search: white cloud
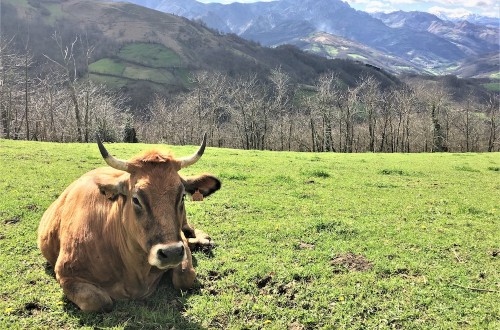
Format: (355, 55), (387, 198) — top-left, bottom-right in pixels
(428, 6), (473, 18)
(363, 1), (397, 13)
(344, 0), (500, 17)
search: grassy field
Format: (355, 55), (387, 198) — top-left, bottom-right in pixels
(483, 81), (500, 92)
(0, 139), (499, 329)
(88, 43), (183, 88)
(118, 43), (181, 68)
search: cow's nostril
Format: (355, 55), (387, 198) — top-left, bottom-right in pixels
(157, 243), (184, 263)
(158, 248), (168, 260)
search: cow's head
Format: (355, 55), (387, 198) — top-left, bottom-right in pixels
(95, 134), (220, 270)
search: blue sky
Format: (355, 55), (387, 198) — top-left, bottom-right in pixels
(198, 0), (500, 18)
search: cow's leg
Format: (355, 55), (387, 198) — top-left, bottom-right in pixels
(171, 242), (196, 290)
(182, 223), (213, 251)
(59, 279), (113, 312)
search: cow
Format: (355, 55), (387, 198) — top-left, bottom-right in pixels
(37, 134), (221, 312)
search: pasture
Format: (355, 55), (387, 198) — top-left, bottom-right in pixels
(0, 139), (499, 329)
(88, 43), (184, 88)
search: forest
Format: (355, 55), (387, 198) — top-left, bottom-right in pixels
(1, 34), (499, 153)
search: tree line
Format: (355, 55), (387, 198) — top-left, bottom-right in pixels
(139, 70), (498, 153)
(1, 37), (498, 152)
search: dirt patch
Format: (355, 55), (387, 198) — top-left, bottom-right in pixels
(330, 252), (373, 272)
(298, 242), (315, 250)
(24, 302), (45, 315)
(4, 217), (21, 225)
(288, 321), (305, 330)
(198, 269), (236, 296)
(490, 249), (499, 257)
(25, 204), (39, 211)
(256, 273), (273, 289)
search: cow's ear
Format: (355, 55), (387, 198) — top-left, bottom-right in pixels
(183, 174), (221, 197)
(94, 174), (129, 200)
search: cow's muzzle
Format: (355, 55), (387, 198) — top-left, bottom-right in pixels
(149, 242), (186, 269)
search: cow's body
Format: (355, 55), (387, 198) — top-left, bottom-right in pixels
(38, 137), (220, 312)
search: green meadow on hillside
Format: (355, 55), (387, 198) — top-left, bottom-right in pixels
(88, 42), (187, 88)
(0, 139), (499, 329)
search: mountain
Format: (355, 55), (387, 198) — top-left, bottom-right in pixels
(430, 11), (499, 28)
(290, 32), (420, 75)
(373, 10), (499, 78)
(373, 11), (499, 56)
(0, 0), (400, 107)
(452, 52), (500, 78)
(116, 0), (499, 77)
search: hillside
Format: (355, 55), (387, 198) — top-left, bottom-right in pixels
(0, 0), (400, 107)
(290, 32), (421, 75)
(373, 11), (499, 78)
(125, 0), (499, 78)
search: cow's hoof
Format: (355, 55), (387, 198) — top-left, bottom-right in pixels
(188, 237), (214, 251)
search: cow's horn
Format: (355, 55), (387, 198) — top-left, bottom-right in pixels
(96, 134), (129, 172)
(179, 133), (207, 169)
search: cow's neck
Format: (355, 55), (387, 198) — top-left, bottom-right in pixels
(105, 203), (164, 298)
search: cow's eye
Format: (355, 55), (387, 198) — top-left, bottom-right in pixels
(132, 196), (141, 208)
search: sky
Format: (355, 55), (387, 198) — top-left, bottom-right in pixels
(197, 0), (500, 18)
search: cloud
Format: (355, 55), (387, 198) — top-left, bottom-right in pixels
(363, 1), (398, 13)
(428, 6), (473, 18)
(344, 0), (500, 17)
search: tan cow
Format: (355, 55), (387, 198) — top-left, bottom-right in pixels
(38, 135), (220, 312)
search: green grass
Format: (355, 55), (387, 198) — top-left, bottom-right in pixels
(1, 140), (499, 329)
(490, 72), (500, 79)
(118, 43), (181, 68)
(89, 58), (126, 76)
(324, 45), (339, 57)
(42, 3), (64, 24)
(88, 43), (185, 88)
(122, 65), (175, 84)
(483, 81), (500, 92)
(347, 53), (368, 60)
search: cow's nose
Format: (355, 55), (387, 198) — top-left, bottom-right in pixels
(157, 243), (184, 263)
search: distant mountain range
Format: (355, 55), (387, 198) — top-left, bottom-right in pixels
(430, 11), (499, 28)
(1, 0), (400, 106)
(115, 0), (499, 78)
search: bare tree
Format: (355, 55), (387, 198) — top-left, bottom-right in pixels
(356, 75), (381, 152)
(268, 67), (294, 151)
(308, 73), (345, 152)
(485, 95), (499, 152)
(189, 71), (230, 147)
(228, 74), (268, 150)
(43, 32), (96, 142)
(0, 38), (24, 139)
(412, 82), (451, 152)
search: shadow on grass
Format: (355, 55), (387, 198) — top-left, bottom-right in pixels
(43, 260), (208, 329)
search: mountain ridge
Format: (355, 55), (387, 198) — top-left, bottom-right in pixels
(0, 0), (401, 107)
(116, 0), (499, 78)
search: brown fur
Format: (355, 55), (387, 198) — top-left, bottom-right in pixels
(38, 151), (220, 312)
